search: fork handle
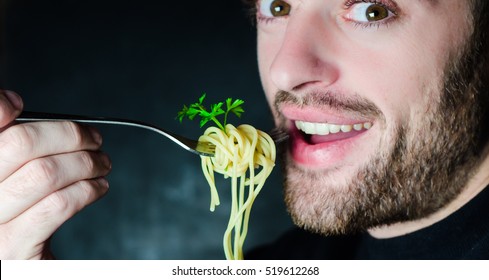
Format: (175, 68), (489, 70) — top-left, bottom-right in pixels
(16, 111), (177, 139)
(18, 111), (134, 125)
(16, 111), (215, 157)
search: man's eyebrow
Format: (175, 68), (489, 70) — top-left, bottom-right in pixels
(242, 0), (257, 8)
(242, 0), (258, 16)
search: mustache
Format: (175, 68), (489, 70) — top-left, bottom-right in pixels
(274, 90), (384, 120)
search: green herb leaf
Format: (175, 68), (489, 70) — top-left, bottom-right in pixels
(177, 105), (189, 123)
(230, 101), (244, 117)
(186, 107), (200, 120)
(177, 93), (245, 133)
(211, 102), (225, 116)
(198, 93), (206, 105)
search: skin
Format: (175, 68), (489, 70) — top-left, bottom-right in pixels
(0, 89), (111, 259)
(256, 0), (489, 237)
(0, 0), (486, 260)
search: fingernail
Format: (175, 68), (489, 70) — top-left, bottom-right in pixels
(97, 177), (109, 189)
(89, 127), (103, 145)
(4, 90), (23, 110)
(101, 152), (112, 169)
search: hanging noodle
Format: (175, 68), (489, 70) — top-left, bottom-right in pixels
(199, 123), (276, 260)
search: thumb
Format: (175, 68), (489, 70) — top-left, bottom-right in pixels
(0, 90), (23, 128)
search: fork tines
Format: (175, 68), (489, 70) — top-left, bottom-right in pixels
(195, 141), (216, 157)
(268, 128), (289, 143)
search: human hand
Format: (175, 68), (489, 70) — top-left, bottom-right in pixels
(0, 89), (112, 259)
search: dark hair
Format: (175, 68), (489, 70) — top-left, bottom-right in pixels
(465, 0), (489, 148)
(472, 0), (489, 76)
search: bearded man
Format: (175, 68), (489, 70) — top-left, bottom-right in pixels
(0, 0), (487, 260)
(246, 0), (489, 259)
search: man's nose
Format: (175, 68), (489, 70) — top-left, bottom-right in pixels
(269, 15), (339, 92)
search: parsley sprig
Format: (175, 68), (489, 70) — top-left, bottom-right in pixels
(177, 93), (244, 132)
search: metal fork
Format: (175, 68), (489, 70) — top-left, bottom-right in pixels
(16, 111), (217, 157)
(16, 111), (289, 157)
(268, 128), (289, 144)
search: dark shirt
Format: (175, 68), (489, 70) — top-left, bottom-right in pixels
(247, 186), (489, 260)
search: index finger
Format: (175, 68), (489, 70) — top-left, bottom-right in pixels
(0, 121), (103, 182)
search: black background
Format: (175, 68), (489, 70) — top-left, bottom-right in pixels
(0, 0), (292, 259)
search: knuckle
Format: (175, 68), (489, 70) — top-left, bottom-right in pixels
(44, 191), (70, 213)
(1, 178), (29, 202)
(32, 192), (70, 223)
(38, 180), (95, 217)
(0, 125), (37, 158)
(76, 180), (97, 203)
(64, 122), (85, 147)
(79, 151), (96, 173)
(26, 158), (59, 188)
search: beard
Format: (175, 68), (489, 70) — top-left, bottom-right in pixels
(277, 26), (489, 235)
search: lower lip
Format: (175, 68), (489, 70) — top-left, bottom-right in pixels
(289, 125), (370, 168)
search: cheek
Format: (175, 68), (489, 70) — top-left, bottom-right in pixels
(257, 32), (282, 112)
(342, 33), (448, 127)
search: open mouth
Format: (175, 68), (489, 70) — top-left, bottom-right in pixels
(285, 118), (374, 167)
(279, 104), (377, 167)
(294, 120), (373, 144)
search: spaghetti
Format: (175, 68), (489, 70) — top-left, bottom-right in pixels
(199, 124), (276, 260)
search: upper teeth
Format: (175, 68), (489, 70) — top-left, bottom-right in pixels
(295, 121), (372, 135)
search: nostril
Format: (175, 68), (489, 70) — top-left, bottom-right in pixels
(291, 81), (324, 92)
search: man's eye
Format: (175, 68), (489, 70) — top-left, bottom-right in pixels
(259, 0), (291, 18)
(345, 2), (394, 23)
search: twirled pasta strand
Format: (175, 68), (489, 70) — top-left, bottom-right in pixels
(199, 124), (276, 260)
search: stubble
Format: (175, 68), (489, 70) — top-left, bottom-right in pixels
(278, 22), (488, 235)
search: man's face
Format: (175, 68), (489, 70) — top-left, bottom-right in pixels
(256, 0), (483, 234)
